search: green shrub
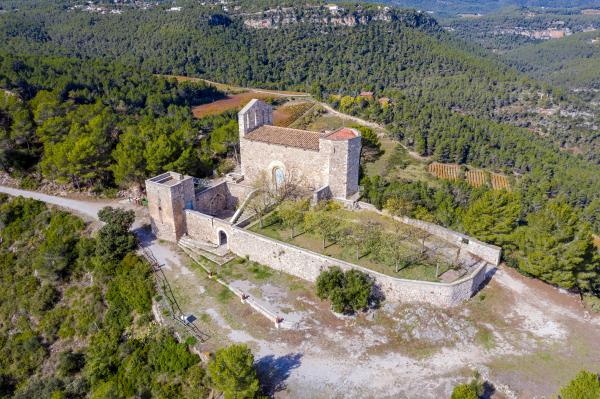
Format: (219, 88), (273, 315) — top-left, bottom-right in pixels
(583, 295), (600, 313)
(19, 175), (40, 190)
(451, 372), (485, 399)
(559, 370), (600, 399)
(208, 344), (261, 399)
(57, 351), (85, 377)
(316, 267), (375, 314)
(450, 383), (478, 399)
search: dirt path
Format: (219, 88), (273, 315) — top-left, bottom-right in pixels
(0, 185), (116, 220)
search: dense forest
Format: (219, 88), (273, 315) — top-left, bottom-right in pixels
(0, 1), (598, 296)
(0, 196), (208, 397)
(0, 196), (265, 398)
(504, 30), (600, 90)
(0, 54), (240, 190)
(366, 0), (600, 16)
(1, 1), (598, 161)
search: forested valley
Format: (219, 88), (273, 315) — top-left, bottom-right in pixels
(446, 7), (600, 91)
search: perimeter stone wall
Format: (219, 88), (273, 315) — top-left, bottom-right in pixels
(228, 225), (491, 307)
(181, 208), (492, 306)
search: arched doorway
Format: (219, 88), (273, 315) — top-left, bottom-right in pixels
(218, 230), (228, 246)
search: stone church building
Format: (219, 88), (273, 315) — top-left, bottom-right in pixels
(146, 99), (362, 243)
(238, 99), (361, 199)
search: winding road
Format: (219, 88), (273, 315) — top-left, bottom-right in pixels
(0, 185), (183, 269)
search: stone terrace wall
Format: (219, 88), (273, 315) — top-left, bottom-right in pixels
(181, 206), (495, 307)
(229, 225), (490, 307)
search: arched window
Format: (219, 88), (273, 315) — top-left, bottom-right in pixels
(273, 167), (285, 190)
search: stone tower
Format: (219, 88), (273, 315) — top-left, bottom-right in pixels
(238, 99), (273, 137)
(320, 128), (361, 199)
(145, 172), (195, 242)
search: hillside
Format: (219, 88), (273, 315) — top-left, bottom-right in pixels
(0, 195), (208, 398)
(0, 1), (599, 217)
(362, 0), (600, 17)
(1, 0), (599, 163)
(445, 7), (600, 91)
(504, 30), (600, 90)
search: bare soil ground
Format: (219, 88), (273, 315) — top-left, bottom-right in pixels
(192, 92), (276, 118)
(161, 244), (600, 399)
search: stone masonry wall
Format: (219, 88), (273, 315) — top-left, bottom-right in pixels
(238, 99), (272, 137)
(145, 173), (194, 242)
(240, 138), (328, 191)
(228, 225), (490, 307)
(181, 208), (491, 306)
(345, 136), (361, 197)
(195, 182), (256, 215)
(185, 210), (233, 245)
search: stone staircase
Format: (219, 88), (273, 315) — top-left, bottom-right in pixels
(178, 235), (236, 266)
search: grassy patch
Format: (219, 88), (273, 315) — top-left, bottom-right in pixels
(476, 328), (496, 350)
(217, 286), (234, 304)
(248, 263), (273, 280)
(249, 210), (452, 282)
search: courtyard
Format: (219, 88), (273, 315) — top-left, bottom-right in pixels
(247, 203), (473, 283)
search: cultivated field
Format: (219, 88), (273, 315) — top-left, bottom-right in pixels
(465, 169), (487, 187)
(428, 162), (461, 180)
(429, 162), (512, 190)
(192, 92), (275, 118)
(273, 101), (314, 127)
(490, 173), (511, 190)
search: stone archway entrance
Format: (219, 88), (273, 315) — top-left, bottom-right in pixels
(218, 230), (228, 246)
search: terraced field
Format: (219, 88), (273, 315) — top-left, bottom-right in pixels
(429, 162), (512, 190)
(491, 173), (511, 190)
(466, 169), (487, 187)
(273, 102), (314, 127)
(428, 162), (461, 180)
(192, 92), (275, 118)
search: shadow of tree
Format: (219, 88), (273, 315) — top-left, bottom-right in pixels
(481, 381), (496, 399)
(255, 352), (303, 396)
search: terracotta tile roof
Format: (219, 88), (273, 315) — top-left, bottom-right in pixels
(324, 127), (360, 141)
(244, 125), (321, 151)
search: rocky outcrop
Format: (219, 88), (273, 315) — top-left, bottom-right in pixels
(240, 6), (437, 30)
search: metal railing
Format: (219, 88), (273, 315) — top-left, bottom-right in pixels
(139, 244), (210, 343)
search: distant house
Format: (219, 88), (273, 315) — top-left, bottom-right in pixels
(359, 91), (374, 99)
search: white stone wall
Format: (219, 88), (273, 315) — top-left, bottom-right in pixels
(181, 207), (492, 307)
(352, 202), (502, 266)
(239, 138), (328, 191)
(185, 210), (233, 245)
